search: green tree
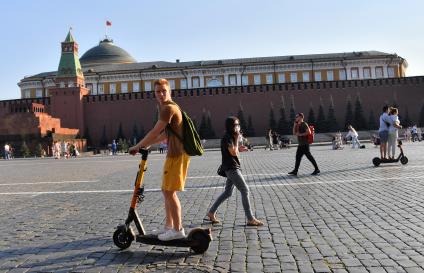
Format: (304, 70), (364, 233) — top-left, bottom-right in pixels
(139, 125), (145, 140)
(419, 103), (424, 127)
(206, 113), (216, 139)
(289, 104), (296, 124)
(245, 115), (256, 137)
(277, 106), (290, 135)
(100, 125), (108, 147)
(307, 105), (316, 125)
(20, 141), (31, 157)
(269, 107), (277, 131)
(353, 96), (367, 130)
(116, 122), (125, 141)
(132, 123), (139, 145)
(237, 104), (248, 134)
(316, 103), (327, 133)
(326, 99), (339, 132)
(401, 107), (412, 127)
(198, 111), (208, 139)
(35, 143), (43, 157)
(83, 127), (92, 147)
(345, 98), (354, 129)
(368, 110), (377, 130)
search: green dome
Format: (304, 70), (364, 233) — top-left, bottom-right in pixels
(80, 38), (136, 66)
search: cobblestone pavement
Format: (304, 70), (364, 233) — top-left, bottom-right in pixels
(1, 142), (424, 273)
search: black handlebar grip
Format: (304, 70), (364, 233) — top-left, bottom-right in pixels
(139, 148), (149, 160)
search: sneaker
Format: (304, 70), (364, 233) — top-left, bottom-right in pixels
(158, 228), (186, 241)
(150, 226), (172, 236)
(288, 170), (298, 176)
(311, 169), (320, 175)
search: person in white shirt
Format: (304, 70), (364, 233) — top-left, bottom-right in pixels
(378, 105), (391, 159)
(4, 143), (10, 160)
(346, 125), (360, 148)
(388, 108), (402, 159)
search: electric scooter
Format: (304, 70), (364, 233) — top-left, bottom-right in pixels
(372, 140), (408, 167)
(113, 149), (212, 254)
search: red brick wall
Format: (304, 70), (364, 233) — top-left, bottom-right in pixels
(82, 77), (424, 146)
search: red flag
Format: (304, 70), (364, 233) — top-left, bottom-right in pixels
(106, 21), (112, 26)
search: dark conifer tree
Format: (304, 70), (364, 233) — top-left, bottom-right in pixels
(353, 96), (367, 130)
(100, 125), (108, 147)
(345, 97), (354, 128)
(316, 102), (327, 133)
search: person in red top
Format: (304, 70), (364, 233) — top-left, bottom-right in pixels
(288, 113), (320, 176)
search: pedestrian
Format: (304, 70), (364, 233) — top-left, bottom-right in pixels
(346, 125), (361, 148)
(4, 143), (10, 160)
(129, 78), (190, 241)
(206, 116), (263, 226)
(267, 129), (273, 150)
(388, 107), (402, 159)
(411, 125), (419, 142)
(288, 113), (320, 176)
(111, 139), (117, 155)
(378, 105), (391, 159)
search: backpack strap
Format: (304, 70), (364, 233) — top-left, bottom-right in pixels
(164, 101), (184, 143)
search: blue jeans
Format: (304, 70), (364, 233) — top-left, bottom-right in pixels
(209, 169), (254, 221)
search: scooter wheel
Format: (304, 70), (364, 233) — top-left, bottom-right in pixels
(400, 156), (408, 165)
(372, 157), (381, 167)
(190, 230), (211, 254)
(113, 228), (134, 249)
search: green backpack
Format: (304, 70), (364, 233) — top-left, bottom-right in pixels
(167, 105), (204, 156)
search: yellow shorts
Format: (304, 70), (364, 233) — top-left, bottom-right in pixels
(162, 153), (190, 191)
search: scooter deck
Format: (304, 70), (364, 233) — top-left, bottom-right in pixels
(136, 234), (192, 247)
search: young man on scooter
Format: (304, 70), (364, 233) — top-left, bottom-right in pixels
(129, 79), (190, 241)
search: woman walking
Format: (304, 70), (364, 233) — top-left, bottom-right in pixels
(207, 116), (263, 226)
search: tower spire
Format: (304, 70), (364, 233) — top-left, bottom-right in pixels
(57, 29), (83, 81)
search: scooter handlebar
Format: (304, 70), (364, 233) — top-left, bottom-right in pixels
(139, 148), (149, 160)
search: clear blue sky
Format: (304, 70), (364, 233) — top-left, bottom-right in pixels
(1, 0), (423, 100)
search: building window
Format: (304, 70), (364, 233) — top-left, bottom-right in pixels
(351, 68), (359, 79)
(278, 73), (285, 83)
(144, 81), (152, 92)
(339, 70), (347, 80)
(110, 83), (116, 94)
(388, 67), (395, 77)
(302, 72), (310, 82)
(363, 68), (371, 79)
(265, 74), (273, 84)
(314, 71), (322, 81)
(254, 74), (261, 85)
(133, 82), (140, 92)
(375, 67), (383, 78)
(207, 78), (223, 87)
(326, 70), (334, 81)
(60, 82), (65, 88)
(35, 89), (43, 98)
(229, 75), (237, 86)
(121, 82), (128, 93)
(23, 90), (30, 98)
(68, 81), (74, 87)
(242, 75), (249, 85)
(86, 84), (93, 94)
(98, 84), (104, 94)
(290, 72), (298, 83)
(169, 79), (175, 89)
(180, 79), (187, 89)
(192, 77), (200, 88)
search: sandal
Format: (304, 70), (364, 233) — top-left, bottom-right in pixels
(205, 212), (221, 224)
(247, 219), (264, 226)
